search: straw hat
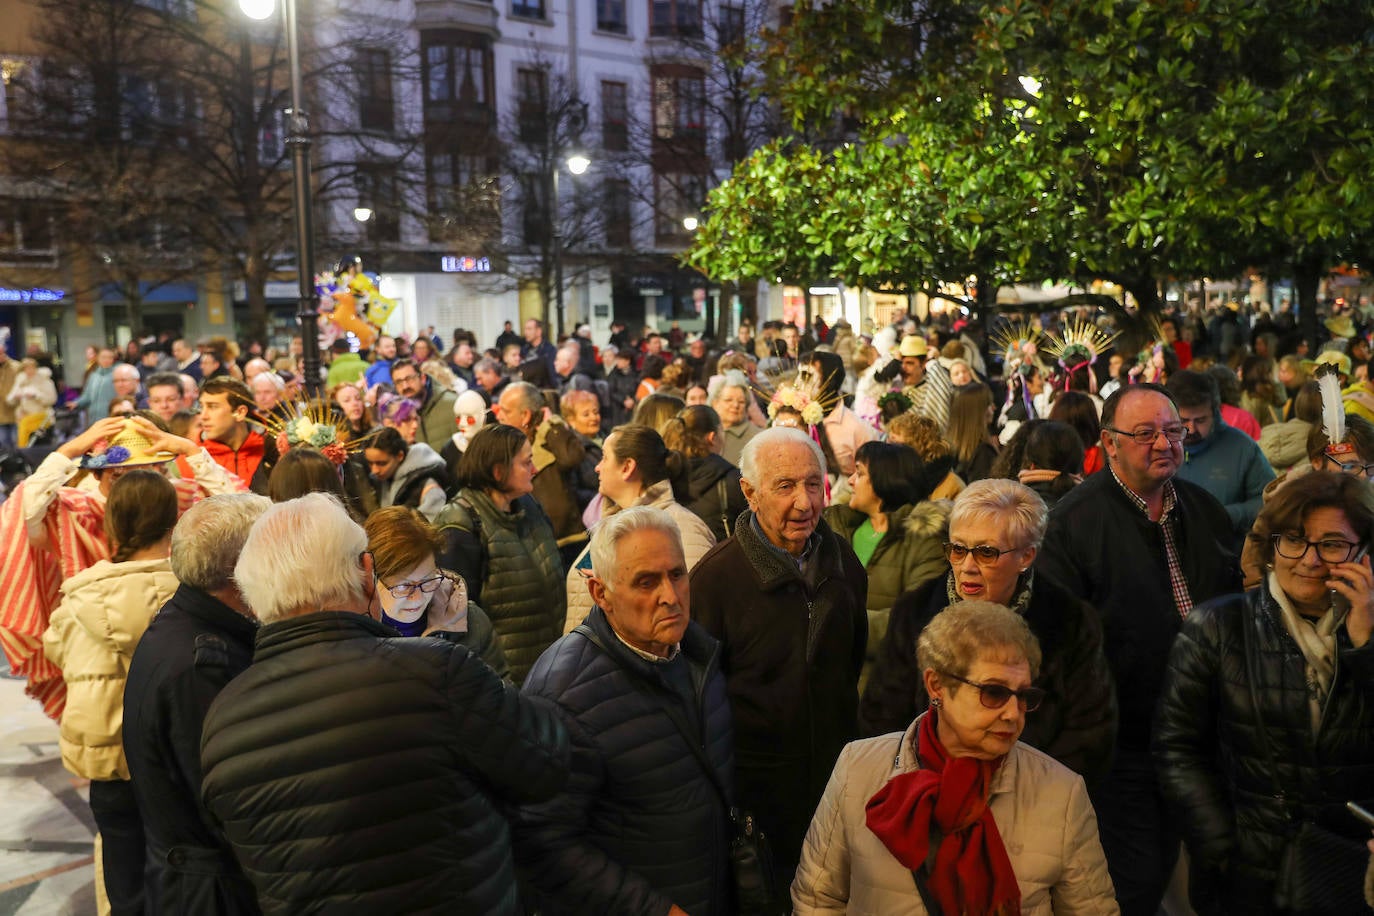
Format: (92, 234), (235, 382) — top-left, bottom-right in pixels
(1324, 314), (1356, 339)
(1301, 350), (1352, 378)
(897, 335), (929, 358)
(80, 420), (176, 470)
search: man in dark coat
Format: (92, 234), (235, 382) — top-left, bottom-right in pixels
(1036, 383), (1241, 916)
(514, 507), (734, 915)
(690, 427), (867, 890)
(200, 493), (569, 915)
(124, 493), (271, 915)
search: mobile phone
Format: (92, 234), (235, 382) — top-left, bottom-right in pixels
(1347, 800), (1374, 828)
(1332, 544), (1370, 616)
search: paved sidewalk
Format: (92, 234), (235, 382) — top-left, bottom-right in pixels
(0, 660), (95, 915)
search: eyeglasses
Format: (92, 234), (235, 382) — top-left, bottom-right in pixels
(384, 574), (446, 599)
(391, 373), (419, 385)
(1102, 425), (1187, 444)
(1324, 453), (1374, 478)
(939, 671), (1045, 711)
(943, 542), (1023, 565)
(1271, 533), (1361, 565)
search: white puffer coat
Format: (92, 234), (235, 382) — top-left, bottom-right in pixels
(42, 557), (179, 780)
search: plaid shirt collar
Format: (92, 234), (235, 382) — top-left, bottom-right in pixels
(1108, 463), (1192, 617)
(1108, 463), (1177, 522)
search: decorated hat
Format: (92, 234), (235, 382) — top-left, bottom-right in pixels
(990, 320), (1042, 377)
(81, 420), (176, 470)
(897, 335), (929, 358)
(1045, 320), (1119, 372)
(259, 399), (375, 466)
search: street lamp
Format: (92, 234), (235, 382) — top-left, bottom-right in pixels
(551, 152), (590, 340)
(239, 0), (321, 397)
(353, 206), (373, 223)
(682, 215), (699, 232)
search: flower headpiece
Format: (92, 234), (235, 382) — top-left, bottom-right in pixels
(765, 367), (841, 428)
(258, 400), (374, 466)
(80, 420), (175, 470)
(1045, 320), (1118, 373)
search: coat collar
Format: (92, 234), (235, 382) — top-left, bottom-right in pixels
(735, 510), (844, 591)
(254, 610), (397, 661)
(890, 714), (1019, 798)
(170, 584), (258, 641)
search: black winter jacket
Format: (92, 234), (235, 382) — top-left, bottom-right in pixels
(123, 585), (261, 916)
(681, 453), (748, 542)
(1037, 471), (1241, 750)
(690, 512), (867, 880)
(200, 612), (569, 916)
(860, 572), (1118, 786)
(514, 607), (734, 916)
(1154, 581), (1374, 912)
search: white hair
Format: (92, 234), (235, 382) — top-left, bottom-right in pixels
(739, 426), (825, 489)
(589, 506), (683, 591)
(708, 370), (750, 404)
(252, 371), (285, 393)
(113, 363), (140, 382)
(233, 493), (368, 623)
(170, 493), (272, 591)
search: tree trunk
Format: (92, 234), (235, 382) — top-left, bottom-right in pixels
(1294, 254), (1323, 356)
(716, 279), (734, 341)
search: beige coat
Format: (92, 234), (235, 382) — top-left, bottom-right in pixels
(563, 479), (716, 634)
(792, 720), (1118, 916)
(42, 558), (179, 780)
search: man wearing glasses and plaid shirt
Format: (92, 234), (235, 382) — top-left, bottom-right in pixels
(1037, 382), (1241, 916)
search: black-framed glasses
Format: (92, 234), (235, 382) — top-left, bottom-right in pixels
(1102, 425), (1187, 444)
(391, 372), (420, 385)
(943, 542), (1022, 566)
(1271, 533), (1361, 565)
(940, 671), (1045, 711)
(384, 574), (446, 599)
(1324, 453), (1374, 478)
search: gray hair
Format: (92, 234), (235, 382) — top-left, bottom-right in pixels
(740, 426), (825, 489)
(501, 381), (545, 415)
(707, 370), (750, 403)
(233, 493), (368, 623)
(589, 506), (683, 592)
(917, 600), (1042, 686)
(112, 363), (140, 382)
(170, 493), (272, 592)
(251, 371), (285, 393)
(474, 357), (500, 376)
(949, 478), (1049, 549)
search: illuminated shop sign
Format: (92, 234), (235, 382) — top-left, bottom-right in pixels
(441, 256), (491, 273)
(0, 287), (65, 302)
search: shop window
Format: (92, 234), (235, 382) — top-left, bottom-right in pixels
(601, 80), (627, 151)
(357, 49), (394, 133)
(650, 0), (701, 37)
(597, 0), (627, 33)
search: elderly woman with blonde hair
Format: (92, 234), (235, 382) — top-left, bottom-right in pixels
(793, 601), (1118, 915)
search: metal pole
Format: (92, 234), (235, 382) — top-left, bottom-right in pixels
(552, 164), (565, 340)
(283, 0), (320, 398)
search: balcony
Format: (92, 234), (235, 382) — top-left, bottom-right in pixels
(413, 0), (500, 38)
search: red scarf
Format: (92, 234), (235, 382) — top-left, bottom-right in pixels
(864, 712), (1021, 915)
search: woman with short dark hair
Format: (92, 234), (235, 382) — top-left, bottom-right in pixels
(1157, 470), (1374, 914)
(433, 424), (563, 684)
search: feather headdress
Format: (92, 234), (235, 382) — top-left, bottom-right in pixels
(990, 321), (1042, 377)
(256, 398), (378, 466)
(1046, 320), (1119, 372)
(1316, 364), (1348, 457)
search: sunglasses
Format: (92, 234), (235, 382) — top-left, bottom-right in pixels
(939, 671), (1045, 711)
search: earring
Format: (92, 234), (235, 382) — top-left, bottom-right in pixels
(930, 697), (942, 709)
(1020, 568), (1029, 574)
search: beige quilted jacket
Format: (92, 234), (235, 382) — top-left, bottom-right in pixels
(792, 719), (1119, 915)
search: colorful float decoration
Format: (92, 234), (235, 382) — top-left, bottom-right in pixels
(314, 256), (399, 351)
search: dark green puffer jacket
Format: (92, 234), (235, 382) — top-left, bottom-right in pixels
(434, 488), (565, 684)
(822, 499), (952, 682)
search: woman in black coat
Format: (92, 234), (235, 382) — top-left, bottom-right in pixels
(1155, 470), (1374, 915)
(860, 478), (1117, 786)
(662, 405), (748, 541)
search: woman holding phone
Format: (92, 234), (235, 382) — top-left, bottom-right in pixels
(1155, 470), (1374, 914)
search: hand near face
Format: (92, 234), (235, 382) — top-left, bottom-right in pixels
(58, 415), (132, 460)
(1332, 553), (1374, 647)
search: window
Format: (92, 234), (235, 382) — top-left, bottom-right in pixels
(357, 49), (394, 132)
(423, 34), (491, 124)
(654, 172), (705, 243)
(521, 172), (549, 246)
(357, 165), (400, 242)
(511, 0), (545, 18)
(597, 0), (626, 33)
(260, 107), (285, 163)
(719, 4), (745, 46)
(652, 66), (705, 142)
(650, 0), (701, 37)
(604, 179), (630, 246)
(517, 67), (547, 144)
(427, 151), (500, 240)
(119, 74), (194, 143)
(0, 200), (56, 265)
(600, 80), (627, 151)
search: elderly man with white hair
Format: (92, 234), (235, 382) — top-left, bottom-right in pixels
(199, 493), (569, 915)
(123, 493), (272, 915)
(689, 426), (868, 892)
(515, 506), (734, 916)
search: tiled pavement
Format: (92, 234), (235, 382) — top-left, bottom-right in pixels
(0, 660), (95, 915)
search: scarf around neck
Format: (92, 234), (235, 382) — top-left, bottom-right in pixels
(865, 712), (1021, 915)
(1268, 570), (1340, 733)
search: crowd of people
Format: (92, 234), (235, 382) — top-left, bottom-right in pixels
(3, 293), (1374, 915)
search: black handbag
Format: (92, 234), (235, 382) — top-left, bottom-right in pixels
(572, 625), (784, 915)
(1241, 615), (1371, 915)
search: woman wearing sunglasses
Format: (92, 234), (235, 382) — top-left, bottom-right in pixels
(364, 506), (508, 681)
(1156, 470), (1374, 915)
(793, 601), (1118, 914)
(860, 478), (1117, 786)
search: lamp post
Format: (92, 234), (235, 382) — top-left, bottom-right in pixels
(551, 152), (590, 340)
(240, 0), (320, 397)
